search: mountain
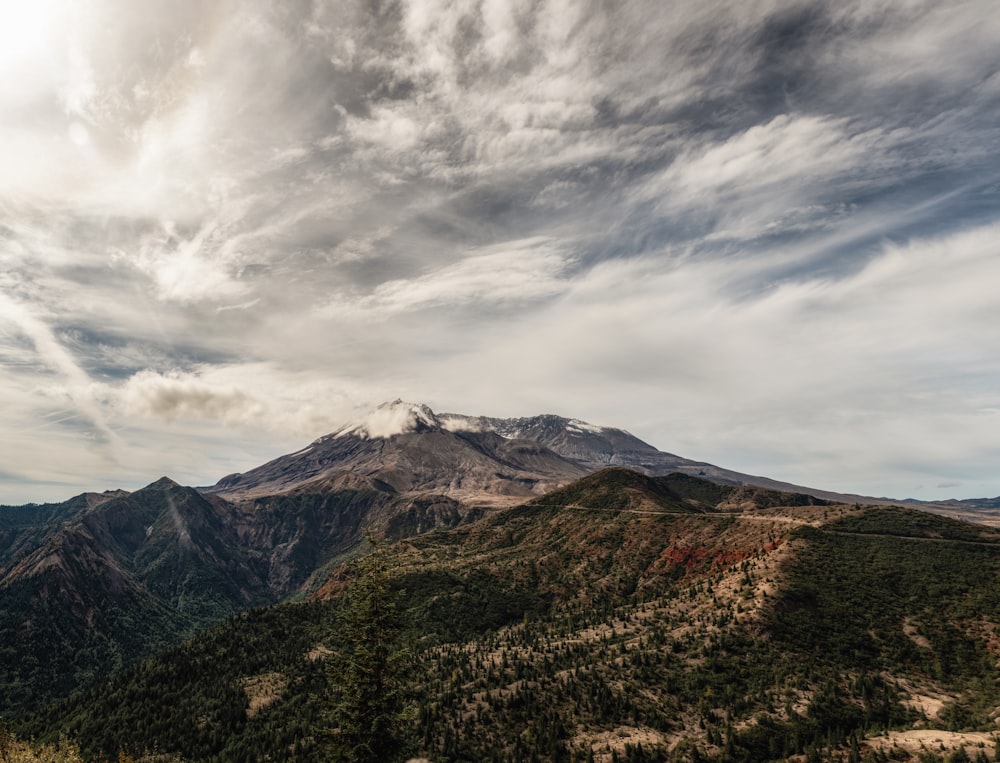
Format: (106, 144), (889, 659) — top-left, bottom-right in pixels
(1, 477), (269, 619)
(440, 409), (891, 504)
(204, 400), (589, 506)
(0, 470), (473, 714)
(0, 489), (126, 570)
(0, 478), (273, 713)
(204, 400), (882, 512)
(18, 469), (1000, 763)
(6, 398), (1000, 752)
(905, 495), (1000, 527)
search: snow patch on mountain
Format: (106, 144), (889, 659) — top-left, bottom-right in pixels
(567, 419), (606, 435)
(333, 402), (610, 443)
(480, 420), (530, 439)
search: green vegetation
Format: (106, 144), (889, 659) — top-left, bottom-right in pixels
(326, 538), (410, 762)
(825, 507), (1000, 543)
(0, 573), (192, 714)
(527, 468), (730, 513)
(771, 518), (1000, 727)
(7, 478), (1000, 762)
(17, 603), (332, 762)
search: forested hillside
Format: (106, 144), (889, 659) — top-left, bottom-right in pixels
(0, 474), (473, 716)
(11, 470), (1000, 762)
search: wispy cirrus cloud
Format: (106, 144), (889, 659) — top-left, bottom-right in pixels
(323, 237), (574, 318)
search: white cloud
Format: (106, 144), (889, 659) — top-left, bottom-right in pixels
(635, 115), (903, 243)
(2, 0), (1000, 504)
(829, 1), (1000, 91)
(666, 116), (865, 198)
(323, 237), (574, 318)
(121, 219), (247, 304)
(118, 369), (264, 424)
(335, 400), (439, 439)
(0, 293), (118, 446)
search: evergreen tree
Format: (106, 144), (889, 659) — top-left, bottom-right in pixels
(848, 733), (862, 763)
(327, 535), (409, 763)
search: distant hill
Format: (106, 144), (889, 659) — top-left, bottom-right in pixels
(525, 467), (829, 514)
(905, 495), (1000, 527)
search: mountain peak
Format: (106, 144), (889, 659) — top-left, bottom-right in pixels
(332, 400), (442, 440)
(146, 476), (182, 490)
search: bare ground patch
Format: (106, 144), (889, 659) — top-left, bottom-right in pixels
(574, 725), (669, 762)
(864, 729), (998, 760)
(308, 642), (333, 661)
(903, 617), (932, 650)
(242, 671), (288, 718)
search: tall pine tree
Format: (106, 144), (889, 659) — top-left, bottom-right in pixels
(326, 535), (409, 763)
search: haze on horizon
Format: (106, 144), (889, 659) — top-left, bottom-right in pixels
(1, 0), (999, 505)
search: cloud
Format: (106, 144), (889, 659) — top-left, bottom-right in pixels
(335, 400), (439, 439)
(402, 219), (1000, 498)
(118, 369), (264, 424)
(118, 219), (249, 304)
(320, 237), (574, 322)
(1, 0), (1000, 503)
(0, 293), (118, 446)
(639, 115), (891, 225)
(108, 362), (394, 441)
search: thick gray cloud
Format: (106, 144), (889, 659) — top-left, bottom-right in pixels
(1, 0), (999, 502)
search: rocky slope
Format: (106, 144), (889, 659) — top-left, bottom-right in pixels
(204, 401), (588, 506)
(441, 409), (887, 504)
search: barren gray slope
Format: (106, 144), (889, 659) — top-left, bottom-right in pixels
(440, 411), (890, 505)
(205, 407), (587, 506)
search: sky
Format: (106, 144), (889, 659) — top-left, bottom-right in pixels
(2, 0), (1000, 504)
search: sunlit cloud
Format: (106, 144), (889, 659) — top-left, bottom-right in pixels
(322, 237), (574, 319)
(118, 369), (264, 424)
